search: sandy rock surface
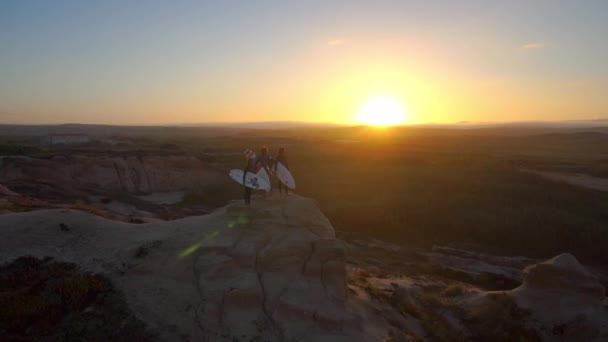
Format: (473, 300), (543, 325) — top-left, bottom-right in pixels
(0, 193), (395, 341)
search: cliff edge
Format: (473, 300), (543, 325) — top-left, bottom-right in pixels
(0, 194), (394, 341)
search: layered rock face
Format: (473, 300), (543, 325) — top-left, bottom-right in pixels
(518, 253), (605, 300)
(513, 253), (607, 341)
(0, 194), (394, 341)
(0, 155), (221, 194)
(195, 198), (368, 341)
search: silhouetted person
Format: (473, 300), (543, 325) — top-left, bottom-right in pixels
(255, 146), (271, 173)
(255, 146), (271, 197)
(274, 147), (289, 195)
(243, 156), (254, 205)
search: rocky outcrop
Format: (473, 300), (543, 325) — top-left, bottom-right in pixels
(0, 155), (223, 195)
(517, 253), (605, 300)
(194, 199), (363, 341)
(512, 253), (607, 341)
(0, 194), (396, 341)
(422, 246), (534, 289)
(344, 236), (608, 341)
(514, 253), (606, 316)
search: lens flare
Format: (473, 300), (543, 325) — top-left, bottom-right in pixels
(178, 213), (251, 258)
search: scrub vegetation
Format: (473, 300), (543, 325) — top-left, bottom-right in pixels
(0, 256), (156, 341)
(2, 124), (607, 264)
(191, 126), (608, 265)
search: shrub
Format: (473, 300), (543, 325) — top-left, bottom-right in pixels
(388, 288), (465, 341)
(442, 284), (465, 297)
(466, 293), (539, 342)
(0, 256), (157, 341)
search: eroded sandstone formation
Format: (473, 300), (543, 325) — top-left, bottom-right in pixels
(512, 253), (607, 341)
(0, 155), (222, 194)
(0, 194), (396, 341)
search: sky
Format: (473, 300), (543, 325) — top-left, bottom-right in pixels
(1, 0), (607, 125)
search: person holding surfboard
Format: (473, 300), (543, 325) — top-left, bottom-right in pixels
(243, 150), (255, 205)
(229, 148), (271, 202)
(274, 147), (289, 195)
(255, 146), (272, 197)
(255, 146), (271, 173)
(273, 148), (296, 191)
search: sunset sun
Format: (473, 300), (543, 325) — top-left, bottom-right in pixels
(357, 96), (407, 126)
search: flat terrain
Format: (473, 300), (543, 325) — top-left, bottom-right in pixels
(2, 124), (608, 265)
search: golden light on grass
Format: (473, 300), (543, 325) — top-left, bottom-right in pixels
(357, 95), (407, 126)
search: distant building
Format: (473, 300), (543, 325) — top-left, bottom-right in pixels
(46, 134), (91, 145)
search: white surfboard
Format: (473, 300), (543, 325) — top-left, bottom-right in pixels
(229, 169), (270, 191)
(256, 167), (272, 192)
(275, 162), (295, 189)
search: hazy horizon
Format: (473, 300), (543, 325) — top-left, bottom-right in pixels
(1, 1), (607, 125)
(2, 117), (608, 129)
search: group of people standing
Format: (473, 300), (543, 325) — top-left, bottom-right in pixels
(243, 146), (289, 205)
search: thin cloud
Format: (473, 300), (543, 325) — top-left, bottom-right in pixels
(327, 39), (345, 46)
(522, 42), (546, 49)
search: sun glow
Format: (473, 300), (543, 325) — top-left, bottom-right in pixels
(357, 96), (407, 126)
